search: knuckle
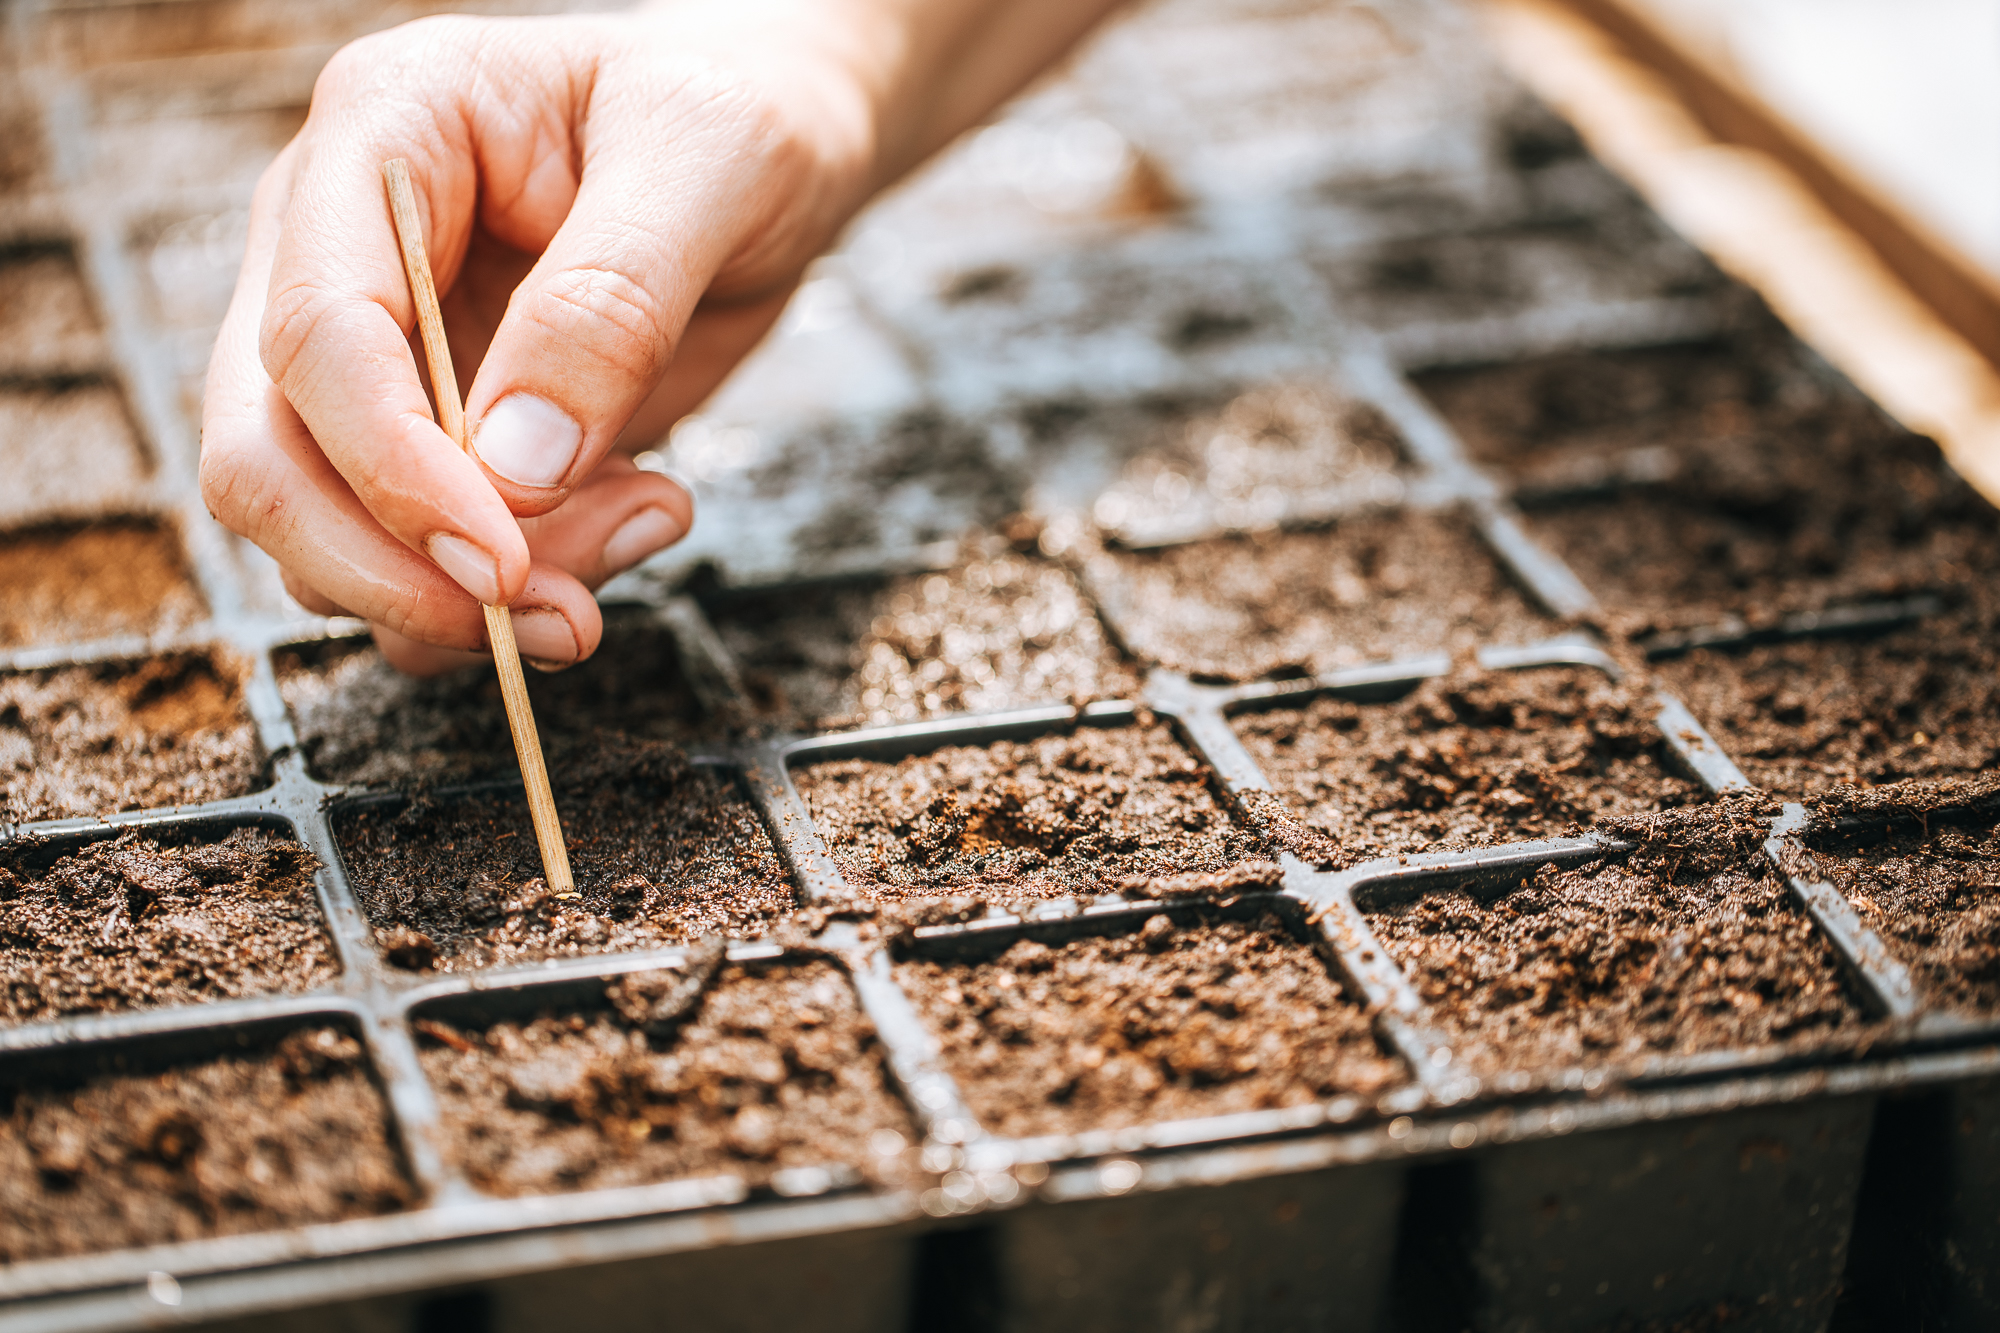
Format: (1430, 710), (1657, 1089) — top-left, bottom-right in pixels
(529, 263), (672, 384)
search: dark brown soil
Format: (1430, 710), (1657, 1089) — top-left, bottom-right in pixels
(419, 960), (915, 1195)
(795, 723), (1268, 905)
(1236, 668), (1703, 867)
(1417, 341), (2000, 637)
(276, 610), (702, 788)
(1, 651), (263, 822)
(0, 1026), (412, 1261)
(1654, 614), (2000, 796)
(335, 745), (793, 971)
(1367, 804), (1864, 1078)
(1807, 804), (2000, 1016)
(1090, 511), (1558, 681)
(0, 520), (206, 648)
(0, 248), (105, 375)
(898, 913), (1406, 1138)
(707, 543), (1138, 732)
(0, 827), (333, 1025)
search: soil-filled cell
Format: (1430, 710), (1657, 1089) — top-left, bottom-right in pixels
(1807, 804), (2000, 1016)
(0, 1026), (412, 1262)
(1367, 805), (1867, 1079)
(1656, 621), (2000, 796)
(418, 960), (915, 1196)
(898, 913), (1406, 1139)
(1236, 667), (1703, 868)
(1090, 511), (1556, 681)
(709, 547), (1137, 733)
(278, 611), (701, 788)
(1417, 341), (2000, 636)
(0, 248), (106, 376)
(0, 826), (334, 1026)
(0, 519), (205, 648)
(0, 651), (263, 823)
(0, 386), (154, 529)
(795, 723), (1267, 905)
(335, 748), (793, 972)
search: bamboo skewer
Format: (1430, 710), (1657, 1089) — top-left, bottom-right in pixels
(382, 157), (576, 897)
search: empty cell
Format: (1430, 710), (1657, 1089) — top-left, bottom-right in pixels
(0, 650), (264, 823)
(335, 755), (793, 973)
(897, 912), (1407, 1139)
(1366, 805), (1870, 1080)
(796, 723), (1268, 905)
(1807, 801), (2000, 1016)
(0, 518), (205, 648)
(1090, 510), (1557, 681)
(1235, 666), (1704, 867)
(0, 248), (107, 377)
(417, 960), (915, 1196)
(0, 389), (154, 529)
(1656, 618), (2000, 796)
(1417, 341), (2000, 636)
(277, 609), (701, 787)
(0, 824), (335, 1026)
(0, 1025), (412, 1262)
(708, 546), (1136, 733)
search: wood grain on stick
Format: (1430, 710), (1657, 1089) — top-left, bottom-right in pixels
(382, 157), (576, 897)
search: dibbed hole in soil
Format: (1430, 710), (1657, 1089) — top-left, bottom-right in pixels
(705, 541), (1138, 733)
(1234, 666), (1704, 868)
(335, 748), (794, 972)
(897, 911), (1407, 1139)
(1806, 802), (2000, 1016)
(0, 518), (206, 648)
(0, 649), (263, 823)
(0, 824), (335, 1026)
(275, 608), (702, 788)
(1655, 619), (2000, 796)
(1366, 805), (1867, 1079)
(1089, 510), (1558, 682)
(1416, 341), (2000, 637)
(0, 1025), (413, 1262)
(416, 959), (915, 1196)
(795, 722), (1270, 906)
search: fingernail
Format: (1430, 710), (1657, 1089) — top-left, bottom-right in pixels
(427, 533), (502, 605)
(509, 606), (579, 665)
(475, 393), (583, 489)
(600, 507), (685, 572)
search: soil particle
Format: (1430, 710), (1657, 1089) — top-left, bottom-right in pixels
(796, 724), (1268, 905)
(276, 611), (702, 788)
(335, 745), (793, 971)
(1366, 804), (1863, 1079)
(897, 913), (1406, 1139)
(1089, 511), (1557, 681)
(1806, 801), (2000, 1015)
(1654, 618), (2000, 796)
(0, 827), (333, 1025)
(0, 520), (206, 648)
(0, 651), (263, 823)
(0, 1026), (412, 1262)
(419, 961), (915, 1196)
(1236, 667), (1703, 867)
(707, 543), (1137, 732)
(1417, 341), (2000, 637)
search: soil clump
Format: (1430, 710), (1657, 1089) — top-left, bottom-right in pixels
(0, 1026), (411, 1261)
(336, 744), (793, 971)
(419, 960), (914, 1195)
(898, 913), (1405, 1138)
(1366, 803), (1864, 1079)
(796, 723), (1267, 904)
(0, 520), (206, 648)
(0, 826), (333, 1024)
(1, 651), (262, 822)
(1237, 667), (1702, 867)
(1090, 511), (1557, 681)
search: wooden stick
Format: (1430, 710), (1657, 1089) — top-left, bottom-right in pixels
(382, 157), (576, 897)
